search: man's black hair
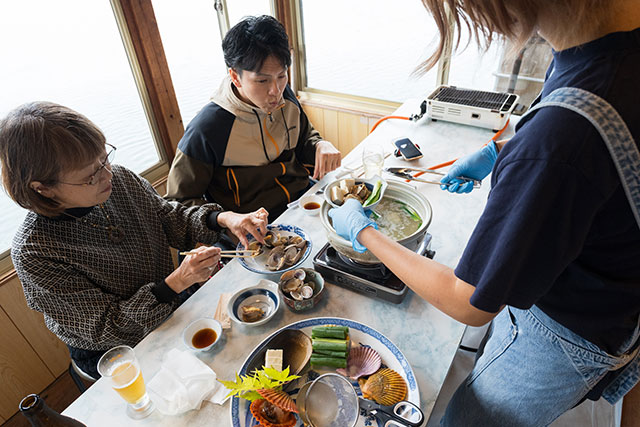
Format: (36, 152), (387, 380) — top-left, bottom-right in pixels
(222, 15), (291, 73)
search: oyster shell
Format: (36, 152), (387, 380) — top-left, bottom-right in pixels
(283, 245), (299, 264)
(257, 388), (298, 413)
(280, 268), (305, 282)
(248, 241), (264, 256)
(263, 231), (278, 248)
(360, 368), (407, 406)
(336, 346), (381, 380)
(282, 278), (303, 293)
(266, 246), (285, 271)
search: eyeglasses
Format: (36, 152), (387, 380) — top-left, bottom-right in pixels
(57, 144), (116, 186)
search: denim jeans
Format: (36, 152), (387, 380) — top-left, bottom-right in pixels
(441, 306), (640, 427)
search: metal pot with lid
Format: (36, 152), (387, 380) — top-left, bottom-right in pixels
(320, 180), (433, 264)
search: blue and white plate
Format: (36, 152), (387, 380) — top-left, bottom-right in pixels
(230, 317), (420, 427)
(236, 224), (312, 275)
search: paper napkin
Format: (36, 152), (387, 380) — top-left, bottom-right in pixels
(147, 348), (228, 415)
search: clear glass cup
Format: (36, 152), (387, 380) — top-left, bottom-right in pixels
(362, 144), (385, 179)
(97, 345), (155, 419)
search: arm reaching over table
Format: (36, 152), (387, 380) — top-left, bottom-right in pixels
(328, 200), (500, 326)
(440, 140), (501, 194)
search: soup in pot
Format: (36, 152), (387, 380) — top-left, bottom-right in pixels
(374, 198), (422, 240)
(329, 197), (422, 241)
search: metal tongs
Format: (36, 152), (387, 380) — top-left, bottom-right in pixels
(359, 397), (424, 427)
(385, 167), (481, 189)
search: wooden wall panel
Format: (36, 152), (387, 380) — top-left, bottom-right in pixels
(337, 112), (369, 155)
(0, 278), (69, 377)
(321, 109), (339, 151)
(303, 105), (325, 139)
(0, 307), (55, 420)
(302, 104), (380, 157)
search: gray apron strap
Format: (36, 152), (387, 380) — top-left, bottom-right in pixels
(523, 87), (640, 403)
(522, 87), (640, 230)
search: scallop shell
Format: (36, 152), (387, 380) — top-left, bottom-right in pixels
(250, 398), (297, 427)
(360, 368), (407, 406)
(336, 346), (381, 380)
(257, 388), (298, 413)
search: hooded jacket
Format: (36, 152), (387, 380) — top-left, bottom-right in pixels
(165, 76), (322, 215)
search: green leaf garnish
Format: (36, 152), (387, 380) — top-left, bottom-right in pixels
(363, 180), (383, 207)
(217, 366), (300, 402)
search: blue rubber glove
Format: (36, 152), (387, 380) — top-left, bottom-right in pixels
(440, 140), (499, 193)
(328, 199), (378, 253)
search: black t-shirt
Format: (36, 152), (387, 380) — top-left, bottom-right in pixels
(456, 29), (640, 354)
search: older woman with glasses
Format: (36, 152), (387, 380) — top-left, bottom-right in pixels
(0, 102), (269, 378)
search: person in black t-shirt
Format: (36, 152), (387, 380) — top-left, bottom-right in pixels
(329, 0), (640, 425)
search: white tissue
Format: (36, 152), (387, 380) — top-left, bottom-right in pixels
(148, 348), (227, 415)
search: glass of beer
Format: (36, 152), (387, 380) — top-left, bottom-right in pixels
(97, 345), (155, 419)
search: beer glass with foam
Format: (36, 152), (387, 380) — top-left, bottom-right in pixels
(97, 345), (155, 419)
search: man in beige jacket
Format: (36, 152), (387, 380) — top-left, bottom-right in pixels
(165, 15), (340, 220)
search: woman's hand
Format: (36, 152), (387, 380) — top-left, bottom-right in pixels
(165, 246), (221, 292)
(313, 140), (342, 179)
(217, 208), (269, 249)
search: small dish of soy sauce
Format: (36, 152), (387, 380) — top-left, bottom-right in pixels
(182, 318), (222, 351)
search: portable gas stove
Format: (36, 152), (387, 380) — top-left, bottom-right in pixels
(313, 233), (435, 304)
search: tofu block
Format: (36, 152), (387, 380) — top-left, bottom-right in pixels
(339, 178), (355, 192)
(265, 349), (283, 372)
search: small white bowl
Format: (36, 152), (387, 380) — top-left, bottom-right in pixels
(182, 318), (222, 351)
(227, 279), (280, 327)
(298, 194), (323, 216)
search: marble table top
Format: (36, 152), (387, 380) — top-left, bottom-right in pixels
(64, 98), (515, 426)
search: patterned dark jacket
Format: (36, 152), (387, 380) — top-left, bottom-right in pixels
(11, 165), (221, 351)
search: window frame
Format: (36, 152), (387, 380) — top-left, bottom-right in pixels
(275, 0), (455, 114)
(0, 0), (185, 280)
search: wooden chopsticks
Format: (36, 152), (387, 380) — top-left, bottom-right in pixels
(179, 249), (259, 258)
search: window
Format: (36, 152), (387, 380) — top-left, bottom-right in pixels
(447, 24), (503, 91)
(153, 0), (272, 127)
(299, 0), (439, 103)
(152, 0), (228, 125)
(227, 0), (272, 27)
(0, 0), (161, 254)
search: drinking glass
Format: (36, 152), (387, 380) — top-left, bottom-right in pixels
(97, 345), (155, 419)
(362, 144), (385, 179)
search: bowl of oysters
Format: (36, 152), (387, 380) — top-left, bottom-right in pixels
(237, 224), (312, 274)
(278, 268), (325, 312)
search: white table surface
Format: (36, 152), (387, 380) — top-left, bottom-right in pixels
(64, 99), (515, 426)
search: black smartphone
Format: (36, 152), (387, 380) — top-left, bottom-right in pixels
(394, 138), (423, 161)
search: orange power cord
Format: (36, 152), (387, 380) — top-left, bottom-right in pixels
(368, 113), (511, 180)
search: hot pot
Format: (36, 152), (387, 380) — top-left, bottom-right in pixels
(320, 180), (433, 264)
